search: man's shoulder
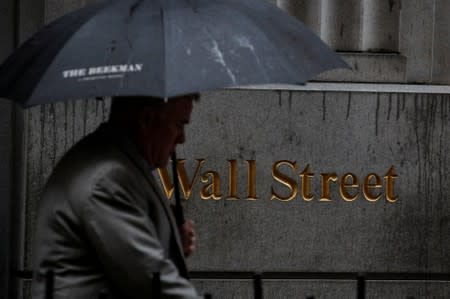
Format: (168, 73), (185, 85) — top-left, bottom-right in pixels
(44, 124), (144, 198)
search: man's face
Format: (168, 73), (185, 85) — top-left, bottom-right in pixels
(139, 96), (193, 168)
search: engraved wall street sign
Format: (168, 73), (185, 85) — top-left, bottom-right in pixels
(157, 159), (399, 203)
(174, 90), (449, 275)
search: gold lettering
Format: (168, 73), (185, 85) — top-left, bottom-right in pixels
(161, 159), (399, 205)
(156, 159), (205, 200)
(339, 173), (359, 202)
(177, 159), (205, 199)
(246, 160), (258, 200)
(200, 171), (222, 200)
(320, 173), (338, 201)
(226, 160), (240, 200)
(157, 167), (174, 199)
(363, 173), (382, 202)
(271, 160), (298, 201)
(384, 166), (399, 202)
(299, 164), (314, 201)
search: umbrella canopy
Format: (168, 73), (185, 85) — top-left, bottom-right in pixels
(0, 0), (347, 107)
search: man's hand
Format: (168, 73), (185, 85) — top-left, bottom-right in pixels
(179, 219), (196, 257)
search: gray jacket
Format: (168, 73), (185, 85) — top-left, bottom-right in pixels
(31, 123), (200, 299)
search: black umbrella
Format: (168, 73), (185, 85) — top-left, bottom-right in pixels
(0, 0), (347, 108)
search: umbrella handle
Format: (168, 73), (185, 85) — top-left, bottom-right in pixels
(152, 272), (161, 298)
(171, 152), (185, 227)
(45, 269), (54, 299)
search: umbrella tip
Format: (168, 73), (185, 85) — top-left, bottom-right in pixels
(164, 97), (168, 103)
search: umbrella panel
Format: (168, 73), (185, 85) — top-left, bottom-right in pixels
(0, 0), (348, 107)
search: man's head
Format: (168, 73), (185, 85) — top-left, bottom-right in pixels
(109, 94), (198, 168)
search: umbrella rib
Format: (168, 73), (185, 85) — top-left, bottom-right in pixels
(198, 12), (238, 86)
(223, 2), (304, 82)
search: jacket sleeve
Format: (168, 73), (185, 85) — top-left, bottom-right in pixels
(80, 166), (200, 299)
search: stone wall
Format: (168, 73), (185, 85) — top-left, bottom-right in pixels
(0, 100), (13, 298)
(0, 0), (15, 297)
(20, 100), (110, 297)
(17, 88), (450, 298)
(1, 0), (449, 298)
(174, 89), (450, 298)
(182, 90), (450, 273)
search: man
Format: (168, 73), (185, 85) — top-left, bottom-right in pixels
(31, 95), (201, 298)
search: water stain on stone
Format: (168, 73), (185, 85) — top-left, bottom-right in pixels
(346, 92), (351, 120)
(288, 133), (293, 143)
(413, 93), (419, 121)
(401, 93), (406, 113)
(440, 95), (445, 123)
(64, 103), (68, 152)
(277, 90), (294, 109)
(83, 100), (88, 137)
(51, 103), (57, 167)
(375, 93), (380, 136)
(95, 99), (99, 117)
(388, 0), (396, 12)
(238, 146), (245, 159)
(396, 94), (401, 120)
(387, 93), (392, 120)
(288, 91), (292, 109)
(72, 101), (76, 145)
(39, 105), (45, 186)
(102, 99), (108, 122)
(277, 90), (282, 107)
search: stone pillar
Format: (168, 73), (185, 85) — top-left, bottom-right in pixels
(276, 0), (323, 35)
(0, 1), (14, 60)
(10, 1), (46, 298)
(320, 0), (363, 51)
(0, 0), (15, 298)
(0, 101), (13, 299)
(400, 0), (435, 83)
(18, 1), (109, 297)
(361, 0), (400, 52)
(0, 105), (13, 299)
(433, 0), (450, 84)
